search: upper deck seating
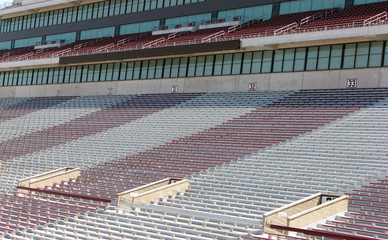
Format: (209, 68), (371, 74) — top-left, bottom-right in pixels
(298, 1), (388, 32)
(0, 46), (35, 61)
(159, 26), (230, 46)
(2, 3), (387, 63)
(227, 9), (327, 38)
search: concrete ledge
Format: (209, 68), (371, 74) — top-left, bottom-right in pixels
(0, 0), (101, 19)
(241, 24), (388, 51)
(263, 193), (348, 234)
(199, 20), (241, 30)
(152, 26), (197, 36)
(0, 57), (60, 70)
(117, 178), (189, 207)
(18, 167), (81, 191)
(289, 195), (348, 228)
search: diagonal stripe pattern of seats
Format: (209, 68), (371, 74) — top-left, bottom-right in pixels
(0, 93), (201, 162)
(0, 97), (74, 123)
(0, 89), (386, 239)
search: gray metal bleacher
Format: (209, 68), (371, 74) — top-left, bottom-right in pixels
(0, 89), (387, 239)
(0, 92), (286, 195)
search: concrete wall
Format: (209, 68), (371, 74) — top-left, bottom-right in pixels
(263, 193), (322, 234)
(288, 196), (348, 229)
(0, 67), (386, 97)
(117, 178), (189, 206)
(0, 57), (60, 70)
(263, 193), (347, 234)
(18, 167), (81, 190)
(242, 24), (388, 51)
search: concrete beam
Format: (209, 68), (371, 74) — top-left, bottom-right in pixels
(241, 24), (388, 51)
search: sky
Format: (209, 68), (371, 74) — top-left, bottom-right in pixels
(0, 0), (12, 7)
(0, 1), (12, 10)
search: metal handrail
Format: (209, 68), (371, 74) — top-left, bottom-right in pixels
(364, 11), (387, 26)
(17, 186), (112, 203)
(268, 224), (379, 240)
(1, 19), (386, 63)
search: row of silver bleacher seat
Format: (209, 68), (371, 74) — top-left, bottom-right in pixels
(0, 92), (287, 195)
(258, 175), (388, 239)
(87, 91), (386, 239)
(314, 176), (388, 239)
(0, 91), (290, 239)
(0, 89), (387, 239)
(0, 95), (133, 142)
(0, 94), (201, 162)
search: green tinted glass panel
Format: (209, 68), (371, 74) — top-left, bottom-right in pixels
(106, 63), (114, 81)
(232, 53), (242, 75)
(306, 47), (318, 70)
(87, 65), (94, 82)
(62, 68), (69, 83)
(120, 62), (128, 80)
(355, 42), (369, 68)
(282, 49), (295, 72)
(317, 46), (330, 70)
(133, 61), (141, 79)
(213, 55), (223, 76)
(261, 51), (272, 73)
(273, 50), (284, 72)
(343, 43), (356, 69)
(126, 62), (134, 80)
(179, 57), (188, 77)
(155, 59), (164, 78)
(141, 61), (149, 79)
(112, 63), (120, 80)
(99, 64), (107, 81)
(187, 57), (196, 77)
(171, 58), (180, 78)
(385, 41), (388, 66)
(369, 41), (383, 67)
(242, 52), (252, 74)
(294, 48), (306, 71)
(195, 56), (205, 76)
(81, 65), (88, 82)
(330, 45), (343, 69)
(147, 60), (156, 79)
(222, 54), (233, 75)
(251, 51), (263, 73)
(74, 66), (82, 82)
(163, 59), (172, 78)
(204, 56), (214, 76)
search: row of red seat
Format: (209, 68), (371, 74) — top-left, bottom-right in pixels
(0, 89), (387, 236)
(313, 176), (388, 239)
(0, 97), (74, 123)
(0, 93), (200, 163)
(45, 90), (385, 201)
(297, 1), (388, 32)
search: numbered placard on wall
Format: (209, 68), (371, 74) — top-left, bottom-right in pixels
(171, 85), (178, 93)
(248, 82), (257, 91)
(107, 88), (113, 95)
(56, 90), (61, 96)
(347, 78), (357, 89)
